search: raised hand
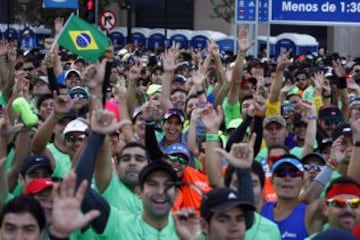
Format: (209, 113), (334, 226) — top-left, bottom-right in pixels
(276, 49), (291, 72)
(298, 99), (317, 116)
(330, 135), (346, 164)
(54, 17), (64, 35)
(163, 44), (177, 73)
(83, 60), (106, 94)
(215, 133), (256, 169)
(238, 28), (254, 53)
(0, 40), (8, 56)
(90, 109), (121, 134)
(173, 208), (201, 240)
(207, 39), (219, 56)
(0, 110), (23, 137)
(50, 171), (100, 238)
(142, 101), (155, 120)
(192, 66), (206, 87)
(201, 104), (224, 133)
(53, 92), (73, 115)
(332, 59), (346, 77)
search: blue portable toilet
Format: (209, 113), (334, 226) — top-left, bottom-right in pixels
(131, 28), (149, 47)
(148, 28), (165, 50)
(4, 28), (19, 40)
(32, 26), (51, 47)
(275, 33), (318, 57)
(190, 31), (208, 50)
(216, 36), (236, 53)
(168, 29), (191, 49)
(109, 27), (126, 49)
(257, 36), (276, 56)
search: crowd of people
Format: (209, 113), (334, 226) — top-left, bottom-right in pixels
(0, 17), (359, 240)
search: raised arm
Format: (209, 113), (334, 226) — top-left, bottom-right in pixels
(268, 50), (291, 103)
(186, 108), (202, 156)
(202, 104), (224, 188)
(299, 100), (317, 157)
(348, 117), (360, 183)
(332, 59), (349, 120)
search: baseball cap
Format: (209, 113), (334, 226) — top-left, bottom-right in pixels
(313, 228), (357, 240)
(64, 69), (81, 79)
(200, 188), (255, 229)
(263, 115), (286, 128)
(32, 76), (49, 85)
(21, 154), (52, 176)
(164, 108), (185, 124)
(173, 75), (186, 84)
(332, 123), (352, 141)
(63, 118), (88, 135)
(301, 152), (326, 165)
(69, 86), (88, 99)
(25, 178), (54, 195)
(164, 143), (191, 160)
(271, 156), (304, 173)
(146, 84), (162, 96)
(318, 105), (342, 120)
(132, 106), (143, 122)
(138, 161), (179, 186)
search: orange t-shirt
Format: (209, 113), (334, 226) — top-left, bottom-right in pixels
(172, 167), (212, 215)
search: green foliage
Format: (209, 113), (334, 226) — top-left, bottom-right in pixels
(209, 0), (235, 23)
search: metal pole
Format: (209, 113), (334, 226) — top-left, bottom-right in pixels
(164, 0), (168, 47)
(254, 0), (259, 57)
(234, 0), (238, 53)
(126, 1), (132, 44)
(95, 0), (99, 25)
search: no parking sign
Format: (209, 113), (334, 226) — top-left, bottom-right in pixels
(100, 10), (117, 31)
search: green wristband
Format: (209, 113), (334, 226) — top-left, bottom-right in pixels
(206, 133), (219, 142)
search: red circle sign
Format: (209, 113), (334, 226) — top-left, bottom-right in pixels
(100, 10), (117, 31)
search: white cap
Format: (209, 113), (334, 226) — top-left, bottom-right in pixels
(118, 48), (128, 56)
(63, 119), (88, 135)
(64, 69), (81, 79)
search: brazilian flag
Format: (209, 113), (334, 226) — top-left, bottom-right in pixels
(56, 14), (110, 63)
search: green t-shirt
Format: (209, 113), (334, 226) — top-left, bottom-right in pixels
(70, 228), (100, 240)
(222, 97), (241, 129)
(99, 206), (180, 240)
(101, 174), (142, 214)
(245, 212), (281, 240)
(47, 143), (72, 178)
(320, 170), (342, 198)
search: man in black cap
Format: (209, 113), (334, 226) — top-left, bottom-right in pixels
(316, 105), (342, 144)
(20, 154), (53, 189)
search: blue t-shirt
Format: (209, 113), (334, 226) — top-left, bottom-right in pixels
(261, 202), (308, 240)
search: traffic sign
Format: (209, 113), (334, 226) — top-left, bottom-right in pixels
(236, 0), (269, 23)
(100, 10), (117, 31)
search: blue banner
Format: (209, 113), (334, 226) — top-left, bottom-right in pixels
(271, 0), (360, 24)
(236, 0), (269, 23)
(43, 0), (79, 9)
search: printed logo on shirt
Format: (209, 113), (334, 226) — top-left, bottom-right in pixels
(281, 231), (297, 238)
(228, 192), (237, 199)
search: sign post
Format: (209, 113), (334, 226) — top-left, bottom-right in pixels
(100, 10), (116, 32)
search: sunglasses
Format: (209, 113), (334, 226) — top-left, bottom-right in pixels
(296, 77), (307, 82)
(326, 198), (360, 209)
(304, 163), (324, 172)
(70, 93), (88, 99)
(65, 134), (87, 143)
(274, 167), (303, 178)
(167, 154), (188, 165)
(23, 67), (34, 72)
(354, 69), (360, 74)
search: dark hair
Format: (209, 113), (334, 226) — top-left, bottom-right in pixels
(325, 176), (360, 196)
(116, 142), (150, 164)
(268, 144), (290, 157)
(36, 94), (53, 111)
(224, 161), (265, 189)
(0, 195), (46, 231)
(171, 88), (187, 96)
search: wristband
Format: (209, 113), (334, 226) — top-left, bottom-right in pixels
(254, 110), (265, 117)
(206, 133), (219, 142)
(308, 115), (317, 120)
(314, 164), (334, 187)
(145, 118), (156, 125)
(337, 77), (347, 89)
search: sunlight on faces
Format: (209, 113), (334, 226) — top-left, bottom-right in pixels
(0, 213), (42, 240)
(263, 122), (287, 147)
(163, 116), (183, 143)
(117, 147), (148, 188)
(170, 91), (186, 112)
(138, 171), (178, 220)
(202, 207), (246, 240)
(325, 194), (360, 231)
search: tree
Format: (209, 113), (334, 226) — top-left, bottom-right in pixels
(209, 0), (235, 23)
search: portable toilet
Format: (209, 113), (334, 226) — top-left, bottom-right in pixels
(275, 33), (318, 57)
(108, 27), (126, 49)
(168, 29), (191, 49)
(148, 28), (166, 50)
(4, 28), (19, 40)
(32, 26), (51, 47)
(131, 28), (150, 47)
(216, 36), (236, 53)
(191, 30), (227, 50)
(257, 36), (276, 56)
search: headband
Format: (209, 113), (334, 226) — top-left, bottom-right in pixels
(326, 183), (360, 200)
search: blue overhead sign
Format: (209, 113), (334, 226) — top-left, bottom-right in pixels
(236, 0), (269, 23)
(270, 0), (360, 25)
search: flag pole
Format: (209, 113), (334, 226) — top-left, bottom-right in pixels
(50, 13), (74, 52)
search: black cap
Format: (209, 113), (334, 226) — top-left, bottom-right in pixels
(164, 108), (185, 124)
(21, 154), (52, 176)
(313, 228), (357, 240)
(301, 152), (326, 165)
(318, 105), (342, 120)
(332, 122), (352, 141)
(200, 188), (255, 229)
(138, 161), (179, 186)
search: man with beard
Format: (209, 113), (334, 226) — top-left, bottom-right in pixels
(305, 176), (360, 239)
(94, 142), (149, 213)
